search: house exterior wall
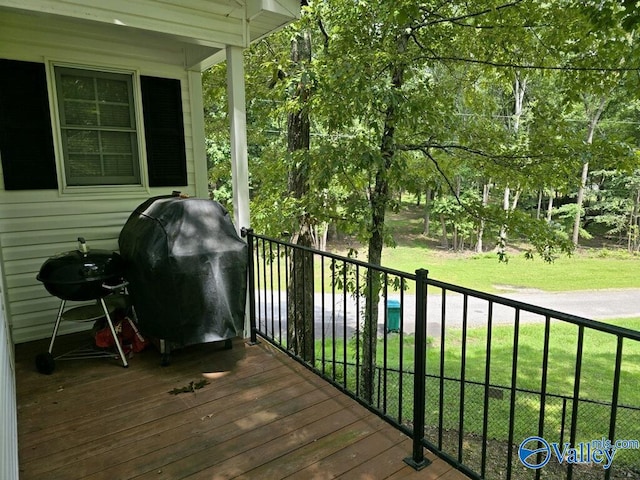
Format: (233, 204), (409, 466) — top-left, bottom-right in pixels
(0, 10), (206, 343)
(0, 263), (18, 480)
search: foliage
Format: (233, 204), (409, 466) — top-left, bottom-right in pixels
(203, 0), (640, 261)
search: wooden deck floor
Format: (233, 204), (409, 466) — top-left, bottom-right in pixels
(15, 333), (470, 480)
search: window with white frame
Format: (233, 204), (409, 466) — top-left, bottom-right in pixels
(54, 66), (141, 186)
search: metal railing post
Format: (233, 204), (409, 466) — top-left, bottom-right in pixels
(242, 228), (258, 344)
(405, 268), (431, 470)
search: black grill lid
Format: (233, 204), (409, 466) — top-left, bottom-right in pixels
(37, 249), (123, 285)
(36, 238), (124, 301)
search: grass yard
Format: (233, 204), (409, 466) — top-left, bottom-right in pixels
(256, 242), (640, 298)
(254, 199), (640, 295)
(380, 246), (640, 293)
(332, 200), (640, 293)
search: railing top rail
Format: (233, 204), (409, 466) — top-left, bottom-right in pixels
(246, 230), (640, 342)
(427, 277), (640, 341)
(246, 230), (417, 281)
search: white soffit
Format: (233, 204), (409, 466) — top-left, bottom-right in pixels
(0, 0), (301, 70)
(0, 0), (245, 49)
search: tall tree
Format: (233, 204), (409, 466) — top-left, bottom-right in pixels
(286, 22), (315, 362)
(201, 0), (639, 402)
(572, 95), (607, 245)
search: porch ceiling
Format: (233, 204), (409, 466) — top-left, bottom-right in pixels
(0, 0), (300, 70)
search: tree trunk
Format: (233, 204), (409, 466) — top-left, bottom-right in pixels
(499, 73), (527, 254)
(311, 222), (329, 251)
(453, 177), (461, 251)
(536, 190), (543, 220)
(286, 29), (314, 363)
(498, 186), (510, 255)
(511, 188), (521, 211)
(572, 161), (590, 246)
(546, 192), (554, 223)
(513, 73), (527, 133)
(572, 95), (607, 246)
(629, 188), (640, 253)
(476, 182), (491, 253)
(362, 34), (407, 404)
(440, 215), (449, 249)
(423, 187), (432, 235)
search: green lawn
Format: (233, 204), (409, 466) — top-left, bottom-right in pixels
(376, 200), (640, 293)
(379, 246), (640, 293)
(255, 244), (640, 298)
(255, 219), (640, 294)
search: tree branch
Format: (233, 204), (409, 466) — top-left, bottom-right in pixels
(416, 0), (525, 29)
(413, 54), (640, 72)
(317, 17), (329, 52)
(397, 142), (543, 160)
(413, 147), (463, 206)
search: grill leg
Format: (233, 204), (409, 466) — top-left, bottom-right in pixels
(99, 298), (129, 368)
(159, 339), (171, 366)
(47, 300), (66, 355)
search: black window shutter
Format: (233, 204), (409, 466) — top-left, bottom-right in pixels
(0, 59), (58, 190)
(141, 76), (187, 187)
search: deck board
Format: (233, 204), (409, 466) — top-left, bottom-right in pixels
(15, 333), (470, 480)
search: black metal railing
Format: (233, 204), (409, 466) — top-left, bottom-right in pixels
(243, 230), (640, 480)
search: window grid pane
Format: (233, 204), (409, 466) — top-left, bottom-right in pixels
(56, 67), (140, 186)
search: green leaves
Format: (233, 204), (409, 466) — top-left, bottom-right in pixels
(203, 0), (640, 262)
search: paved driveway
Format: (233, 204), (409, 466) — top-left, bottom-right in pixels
(501, 288), (640, 320)
(254, 288), (640, 339)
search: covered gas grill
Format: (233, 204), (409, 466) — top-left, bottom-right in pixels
(35, 238), (130, 373)
(118, 194), (247, 364)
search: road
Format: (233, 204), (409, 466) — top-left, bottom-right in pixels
(254, 288), (640, 339)
(501, 288), (640, 320)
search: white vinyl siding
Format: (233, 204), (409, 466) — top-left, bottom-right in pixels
(0, 9), (198, 343)
(0, 280), (18, 480)
(0, 2), (298, 343)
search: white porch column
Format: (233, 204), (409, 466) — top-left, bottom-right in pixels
(226, 45), (252, 338)
(188, 70), (209, 199)
(226, 45), (250, 233)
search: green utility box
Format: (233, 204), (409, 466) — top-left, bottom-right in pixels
(386, 299), (401, 332)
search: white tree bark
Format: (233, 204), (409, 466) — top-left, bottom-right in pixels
(476, 181), (491, 253)
(546, 191), (554, 223)
(499, 73), (527, 252)
(423, 187), (432, 235)
(572, 95), (607, 246)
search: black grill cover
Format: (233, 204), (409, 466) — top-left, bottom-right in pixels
(118, 196), (247, 346)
